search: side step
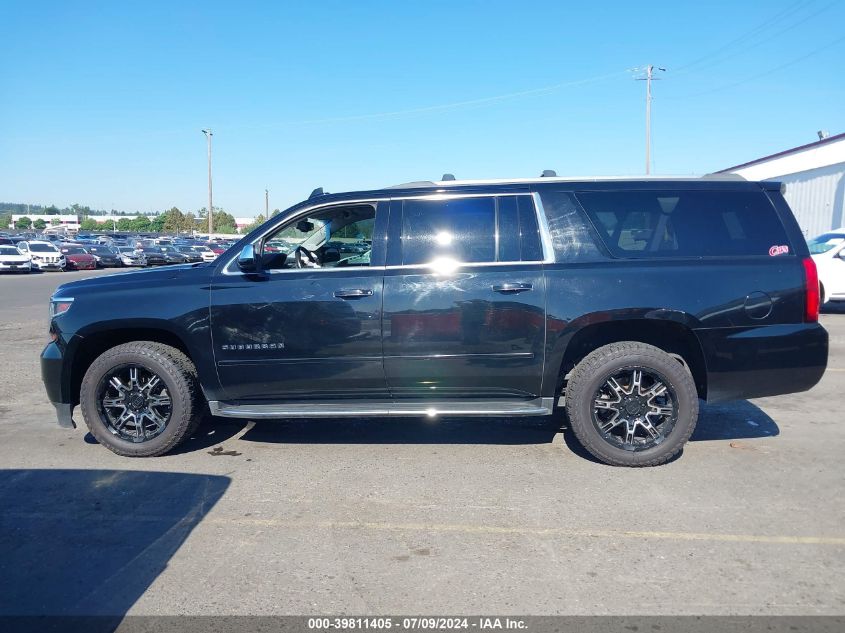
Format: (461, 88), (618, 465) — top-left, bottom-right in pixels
(208, 398), (554, 419)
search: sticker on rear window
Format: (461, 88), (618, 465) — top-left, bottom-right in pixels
(769, 244), (789, 256)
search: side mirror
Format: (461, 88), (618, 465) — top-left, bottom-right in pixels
(237, 243), (261, 273)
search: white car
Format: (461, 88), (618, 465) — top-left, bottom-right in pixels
(809, 230), (845, 304)
(191, 245), (217, 262)
(17, 240), (66, 271)
(0, 245), (32, 273)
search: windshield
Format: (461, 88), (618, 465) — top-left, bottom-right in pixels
(0, 246), (20, 256)
(89, 246), (114, 254)
(61, 247), (87, 255)
(808, 233), (845, 254)
(30, 243), (59, 253)
(141, 247), (162, 253)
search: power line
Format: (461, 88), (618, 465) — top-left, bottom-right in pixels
(672, 0), (838, 77)
(668, 33), (845, 100)
(673, 0), (819, 73)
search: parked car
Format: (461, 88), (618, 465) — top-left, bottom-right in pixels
(808, 230), (845, 304)
(159, 245), (190, 264)
(116, 246), (147, 267)
(191, 245), (217, 262)
(137, 246), (168, 266)
(0, 245), (32, 273)
(60, 246), (97, 271)
(18, 240), (66, 271)
(86, 245), (124, 268)
(41, 175), (827, 465)
(175, 245), (203, 263)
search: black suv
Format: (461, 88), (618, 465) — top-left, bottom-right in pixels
(41, 176), (828, 466)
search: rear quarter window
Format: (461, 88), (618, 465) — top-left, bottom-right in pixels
(576, 189), (791, 258)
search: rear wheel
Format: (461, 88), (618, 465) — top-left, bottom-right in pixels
(564, 342), (699, 467)
(80, 342), (201, 457)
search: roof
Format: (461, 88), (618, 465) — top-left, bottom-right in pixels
(716, 132), (845, 173)
(384, 174), (746, 189)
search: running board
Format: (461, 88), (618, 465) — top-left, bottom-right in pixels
(208, 398), (554, 419)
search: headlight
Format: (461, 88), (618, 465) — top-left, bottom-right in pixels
(49, 297), (74, 318)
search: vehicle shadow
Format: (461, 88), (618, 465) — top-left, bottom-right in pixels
(217, 399), (777, 458)
(0, 469), (229, 626)
(236, 415), (561, 445)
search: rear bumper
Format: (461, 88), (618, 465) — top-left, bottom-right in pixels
(696, 323), (828, 402)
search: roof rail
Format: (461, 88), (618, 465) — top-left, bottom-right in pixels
(701, 172), (745, 181)
(384, 180), (437, 189)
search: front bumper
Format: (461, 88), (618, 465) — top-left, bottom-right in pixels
(0, 262), (31, 272)
(41, 341), (76, 428)
(33, 261), (65, 270)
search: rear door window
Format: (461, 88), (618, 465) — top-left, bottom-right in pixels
(401, 195), (543, 265)
(576, 190), (791, 258)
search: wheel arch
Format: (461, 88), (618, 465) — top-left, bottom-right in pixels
(68, 324), (197, 408)
(553, 315), (708, 400)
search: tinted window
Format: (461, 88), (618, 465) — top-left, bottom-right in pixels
(497, 196), (544, 262)
(402, 197), (496, 265)
(576, 190), (790, 258)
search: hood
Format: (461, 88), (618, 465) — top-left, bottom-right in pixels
(53, 262), (211, 297)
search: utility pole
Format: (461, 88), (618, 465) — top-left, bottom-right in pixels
(265, 189), (269, 217)
(635, 65), (665, 174)
(202, 129), (213, 235)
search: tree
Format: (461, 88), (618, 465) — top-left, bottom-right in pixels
(162, 207), (185, 234)
(116, 218), (133, 231)
(51, 218), (61, 226)
(15, 216), (32, 229)
(0, 212), (11, 229)
(196, 207), (237, 234)
(79, 218), (101, 231)
(271, 208), (281, 217)
(33, 218), (47, 230)
(130, 216), (151, 232)
(44, 205), (60, 215)
(242, 214), (266, 233)
(149, 215), (166, 232)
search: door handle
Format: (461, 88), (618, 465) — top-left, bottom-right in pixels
(492, 283), (533, 294)
(334, 288), (374, 299)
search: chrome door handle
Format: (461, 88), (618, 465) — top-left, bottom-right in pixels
(334, 288), (374, 299)
(492, 283), (533, 294)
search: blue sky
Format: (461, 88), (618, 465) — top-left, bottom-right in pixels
(1, 0), (843, 217)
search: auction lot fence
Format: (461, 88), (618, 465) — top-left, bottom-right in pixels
(2, 617), (843, 633)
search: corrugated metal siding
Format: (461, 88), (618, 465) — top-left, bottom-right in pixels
(766, 162), (845, 238)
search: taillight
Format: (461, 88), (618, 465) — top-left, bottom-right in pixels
(802, 257), (819, 323)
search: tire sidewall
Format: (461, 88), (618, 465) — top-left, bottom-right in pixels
(570, 350), (698, 466)
(80, 349), (189, 456)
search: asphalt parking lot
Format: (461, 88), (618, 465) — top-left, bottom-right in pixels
(0, 268), (843, 616)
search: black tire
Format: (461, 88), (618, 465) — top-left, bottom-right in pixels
(79, 342), (202, 457)
(564, 342), (699, 467)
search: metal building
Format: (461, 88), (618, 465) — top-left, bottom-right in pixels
(718, 132), (845, 238)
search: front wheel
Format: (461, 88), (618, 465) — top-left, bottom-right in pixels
(79, 342), (201, 457)
(564, 342), (699, 467)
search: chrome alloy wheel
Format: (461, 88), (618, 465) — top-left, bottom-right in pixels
(591, 367), (677, 451)
(96, 365), (172, 442)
